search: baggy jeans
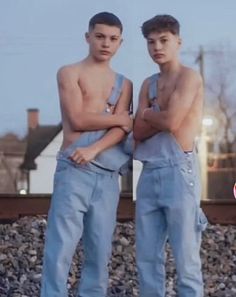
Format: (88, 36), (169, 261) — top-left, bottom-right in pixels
(40, 159), (120, 297)
(136, 152), (208, 297)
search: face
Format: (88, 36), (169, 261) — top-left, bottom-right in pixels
(146, 31), (181, 65)
(86, 24), (122, 62)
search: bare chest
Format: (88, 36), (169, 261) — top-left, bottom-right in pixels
(155, 79), (176, 109)
(79, 76), (114, 112)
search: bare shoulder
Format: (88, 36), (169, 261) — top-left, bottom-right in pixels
(57, 62), (82, 86)
(137, 77), (150, 100)
(136, 77), (150, 107)
(141, 73), (159, 91)
(140, 77), (150, 92)
(122, 77), (133, 92)
(179, 66), (203, 87)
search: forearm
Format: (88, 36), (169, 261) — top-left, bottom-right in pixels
(90, 127), (126, 155)
(134, 109), (159, 141)
(143, 109), (171, 131)
(133, 119), (158, 141)
(71, 112), (123, 132)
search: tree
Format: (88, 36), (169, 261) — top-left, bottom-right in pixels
(205, 45), (236, 154)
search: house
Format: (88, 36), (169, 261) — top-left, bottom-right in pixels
(20, 109), (62, 193)
(0, 132), (27, 193)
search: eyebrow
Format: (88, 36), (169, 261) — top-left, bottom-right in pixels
(147, 33), (169, 40)
(95, 32), (120, 38)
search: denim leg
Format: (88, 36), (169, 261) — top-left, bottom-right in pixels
(77, 173), (119, 297)
(136, 169), (168, 297)
(162, 156), (207, 297)
(167, 204), (203, 297)
(40, 161), (96, 297)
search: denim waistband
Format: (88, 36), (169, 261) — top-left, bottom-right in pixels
(142, 152), (196, 169)
(56, 151), (118, 176)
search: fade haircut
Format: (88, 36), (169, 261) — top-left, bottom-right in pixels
(142, 14), (180, 38)
(89, 12), (123, 33)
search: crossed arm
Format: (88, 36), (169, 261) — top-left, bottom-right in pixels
(57, 66), (133, 164)
(57, 66), (131, 131)
(70, 79), (132, 164)
(134, 70), (202, 142)
(133, 78), (159, 142)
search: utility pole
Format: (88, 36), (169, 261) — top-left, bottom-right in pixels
(196, 46), (208, 199)
(196, 46), (205, 86)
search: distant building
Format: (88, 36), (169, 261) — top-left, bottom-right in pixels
(20, 109), (61, 194)
(0, 133), (26, 193)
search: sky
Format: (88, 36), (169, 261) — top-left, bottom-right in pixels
(1, 0), (236, 137)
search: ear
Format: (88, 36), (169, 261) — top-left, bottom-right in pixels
(85, 32), (89, 43)
(178, 37), (182, 46)
(120, 38), (123, 46)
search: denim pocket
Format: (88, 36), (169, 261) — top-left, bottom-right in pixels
(53, 161), (70, 188)
(55, 161), (69, 173)
(196, 208), (208, 232)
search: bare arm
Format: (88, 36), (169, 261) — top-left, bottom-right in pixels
(133, 79), (159, 141)
(143, 70), (202, 132)
(57, 66), (130, 131)
(70, 79), (133, 164)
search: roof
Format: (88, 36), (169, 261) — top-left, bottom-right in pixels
(20, 123), (62, 170)
(0, 133), (27, 155)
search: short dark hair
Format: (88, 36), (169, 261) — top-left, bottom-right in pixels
(89, 12), (123, 33)
(142, 15), (180, 38)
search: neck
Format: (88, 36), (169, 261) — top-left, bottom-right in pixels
(159, 59), (181, 75)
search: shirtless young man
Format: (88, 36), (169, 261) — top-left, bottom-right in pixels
(134, 15), (208, 297)
(40, 12), (132, 297)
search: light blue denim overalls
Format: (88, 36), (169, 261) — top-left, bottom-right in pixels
(134, 73), (208, 297)
(40, 73), (132, 297)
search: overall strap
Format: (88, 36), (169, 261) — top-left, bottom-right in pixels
(108, 73), (125, 106)
(148, 73), (159, 101)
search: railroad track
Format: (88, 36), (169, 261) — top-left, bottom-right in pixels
(0, 193), (134, 223)
(0, 194), (236, 224)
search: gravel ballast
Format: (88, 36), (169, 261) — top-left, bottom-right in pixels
(0, 217), (236, 297)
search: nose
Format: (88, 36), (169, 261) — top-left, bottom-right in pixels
(102, 38), (110, 48)
(153, 41), (162, 51)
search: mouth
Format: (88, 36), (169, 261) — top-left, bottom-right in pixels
(100, 50), (111, 55)
(154, 54), (164, 59)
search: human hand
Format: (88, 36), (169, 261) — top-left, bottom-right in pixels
(119, 111), (133, 133)
(69, 146), (98, 164)
(141, 107), (152, 120)
(121, 115), (133, 133)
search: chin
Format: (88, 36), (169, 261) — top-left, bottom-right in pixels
(153, 58), (163, 65)
(95, 56), (110, 62)
(154, 57), (169, 65)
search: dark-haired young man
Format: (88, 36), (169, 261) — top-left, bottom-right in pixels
(134, 14), (207, 297)
(40, 12), (132, 297)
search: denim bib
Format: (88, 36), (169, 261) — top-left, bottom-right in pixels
(134, 73), (186, 165)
